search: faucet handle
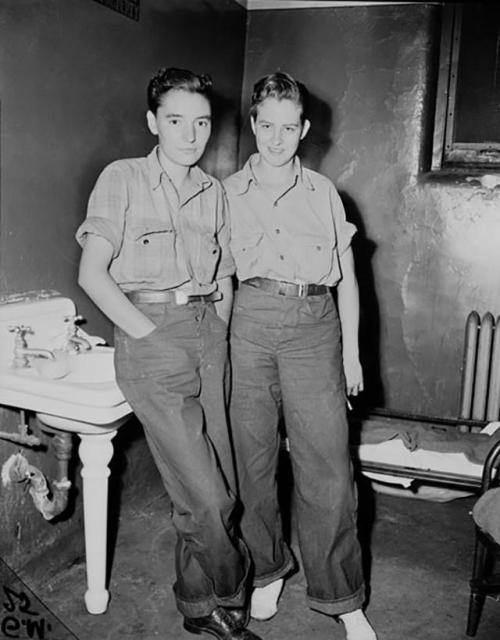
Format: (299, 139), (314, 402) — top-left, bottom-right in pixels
(8, 324), (34, 337)
(64, 315), (83, 335)
(8, 325), (33, 350)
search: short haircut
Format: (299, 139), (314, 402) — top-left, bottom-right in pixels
(147, 67), (213, 113)
(249, 71), (309, 123)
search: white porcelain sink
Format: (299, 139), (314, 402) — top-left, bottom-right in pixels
(65, 350), (116, 383)
(31, 348), (116, 383)
(0, 293), (130, 426)
(0, 347), (130, 426)
(4, 347), (115, 383)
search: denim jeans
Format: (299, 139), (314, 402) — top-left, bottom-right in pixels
(230, 283), (365, 616)
(114, 299), (250, 617)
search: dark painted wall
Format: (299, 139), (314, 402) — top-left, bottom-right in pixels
(242, 3), (500, 418)
(0, 0), (245, 567)
(0, 0), (245, 337)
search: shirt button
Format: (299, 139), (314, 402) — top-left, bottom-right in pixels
(143, 239), (149, 245)
(275, 228), (280, 234)
(212, 249), (218, 254)
(316, 246), (321, 250)
(279, 255), (284, 260)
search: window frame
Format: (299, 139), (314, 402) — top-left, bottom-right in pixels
(431, 2), (500, 172)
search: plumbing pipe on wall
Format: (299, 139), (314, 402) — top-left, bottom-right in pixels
(0, 410), (41, 446)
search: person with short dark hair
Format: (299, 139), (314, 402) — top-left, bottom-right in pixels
(76, 67), (263, 640)
(223, 71), (377, 640)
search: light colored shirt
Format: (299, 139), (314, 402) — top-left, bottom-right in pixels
(76, 147), (235, 294)
(223, 154), (356, 286)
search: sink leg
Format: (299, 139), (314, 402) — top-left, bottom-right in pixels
(78, 430), (116, 614)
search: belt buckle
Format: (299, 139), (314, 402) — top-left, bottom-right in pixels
(297, 283), (306, 297)
(174, 291), (189, 305)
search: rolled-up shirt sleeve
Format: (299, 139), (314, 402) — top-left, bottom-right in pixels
(75, 163), (128, 257)
(215, 184), (236, 279)
(329, 184), (357, 256)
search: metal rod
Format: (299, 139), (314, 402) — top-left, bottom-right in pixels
(473, 313), (494, 420)
(367, 407), (487, 429)
(356, 460), (482, 489)
(460, 311), (480, 420)
(486, 315), (500, 422)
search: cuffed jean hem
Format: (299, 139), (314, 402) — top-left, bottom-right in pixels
(308, 584), (365, 617)
(175, 592), (217, 619)
(253, 547), (296, 588)
(175, 541), (251, 618)
(175, 581), (247, 619)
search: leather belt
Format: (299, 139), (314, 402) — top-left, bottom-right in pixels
(242, 277), (328, 298)
(125, 290), (220, 305)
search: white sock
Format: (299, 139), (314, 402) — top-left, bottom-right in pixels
(250, 578), (284, 620)
(339, 609), (377, 640)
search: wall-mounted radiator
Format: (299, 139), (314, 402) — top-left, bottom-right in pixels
(460, 312), (500, 423)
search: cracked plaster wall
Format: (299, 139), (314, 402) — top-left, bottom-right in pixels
(242, 3), (500, 417)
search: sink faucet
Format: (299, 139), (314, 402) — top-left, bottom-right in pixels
(63, 315), (92, 354)
(8, 325), (55, 368)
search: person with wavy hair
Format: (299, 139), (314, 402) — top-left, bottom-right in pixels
(224, 71), (377, 640)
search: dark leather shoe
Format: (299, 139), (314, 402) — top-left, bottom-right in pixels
(183, 606), (263, 639)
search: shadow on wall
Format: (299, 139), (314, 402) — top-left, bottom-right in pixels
(300, 90), (384, 412)
(341, 191), (384, 412)
(203, 90), (240, 179)
(299, 89), (335, 173)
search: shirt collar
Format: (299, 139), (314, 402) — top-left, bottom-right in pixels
(146, 146), (212, 193)
(234, 153), (315, 195)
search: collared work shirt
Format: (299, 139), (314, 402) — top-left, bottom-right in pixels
(76, 147), (235, 294)
(223, 154), (356, 286)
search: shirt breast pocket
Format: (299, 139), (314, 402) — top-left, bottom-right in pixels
(291, 234), (334, 283)
(230, 232), (264, 272)
(128, 219), (175, 279)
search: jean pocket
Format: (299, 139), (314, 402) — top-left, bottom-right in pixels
(304, 294), (334, 322)
(114, 322), (165, 382)
(114, 323), (160, 348)
(130, 324), (159, 341)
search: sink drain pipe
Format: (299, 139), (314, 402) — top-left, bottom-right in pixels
(1, 430), (73, 520)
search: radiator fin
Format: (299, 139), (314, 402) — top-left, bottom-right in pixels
(460, 312), (500, 422)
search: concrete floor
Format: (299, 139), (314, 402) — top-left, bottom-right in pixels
(10, 454), (500, 640)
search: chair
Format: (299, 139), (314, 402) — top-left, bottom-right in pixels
(466, 439), (500, 636)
